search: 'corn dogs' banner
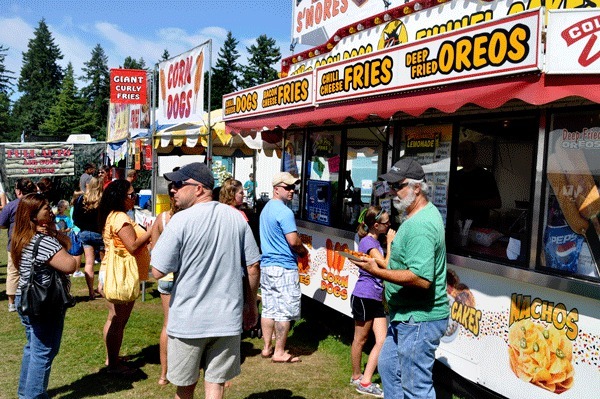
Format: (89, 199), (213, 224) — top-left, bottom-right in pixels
(315, 9), (542, 104)
(4, 143), (74, 177)
(157, 44), (206, 125)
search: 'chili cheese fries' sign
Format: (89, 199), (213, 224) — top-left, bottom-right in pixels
(222, 72), (314, 121)
(315, 9), (542, 104)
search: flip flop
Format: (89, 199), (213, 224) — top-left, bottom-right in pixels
(260, 349), (274, 358)
(158, 377), (169, 386)
(271, 354), (301, 363)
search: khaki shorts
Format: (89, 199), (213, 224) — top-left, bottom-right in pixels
(167, 335), (241, 386)
(6, 251), (19, 296)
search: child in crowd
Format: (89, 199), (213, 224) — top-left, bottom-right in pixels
(56, 199), (84, 277)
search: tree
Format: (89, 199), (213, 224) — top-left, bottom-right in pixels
(80, 44), (110, 138)
(206, 31), (241, 111)
(0, 44), (16, 139)
(0, 44), (14, 95)
(40, 63), (91, 135)
(239, 34), (281, 89)
(12, 19), (64, 135)
(122, 56), (146, 70)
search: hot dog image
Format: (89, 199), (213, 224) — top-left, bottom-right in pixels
(193, 51), (204, 113)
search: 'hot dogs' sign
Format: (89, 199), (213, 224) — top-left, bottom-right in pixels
(157, 44), (206, 125)
(316, 9), (542, 104)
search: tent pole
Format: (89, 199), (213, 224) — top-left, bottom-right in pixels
(207, 39), (213, 169)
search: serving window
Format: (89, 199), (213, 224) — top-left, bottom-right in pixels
(540, 110), (600, 280)
(446, 117), (538, 266)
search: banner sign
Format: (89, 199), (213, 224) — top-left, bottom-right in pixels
(129, 103), (150, 138)
(110, 68), (147, 104)
(157, 44), (206, 125)
(546, 9), (600, 74)
(437, 265), (600, 399)
(287, 0), (593, 76)
(107, 103), (130, 143)
(222, 71), (314, 121)
(315, 10), (542, 104)
(4, 143), (74, 177)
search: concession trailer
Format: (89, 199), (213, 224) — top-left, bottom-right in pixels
(224, 1), (600, 397)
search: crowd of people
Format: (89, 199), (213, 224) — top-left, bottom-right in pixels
(3, 157), (450, 399)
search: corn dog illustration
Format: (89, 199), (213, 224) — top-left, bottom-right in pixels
(159, 68), (166, 117)
(193, 51), (204, 113)
(326, 239), (334, 269)
(547, 154), (589, 235)
(333, 242), (341, 274)
(338, 243), (349, 273)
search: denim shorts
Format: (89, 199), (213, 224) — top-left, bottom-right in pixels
(158, 279), (173, 295)
(78, 230), (104, 250)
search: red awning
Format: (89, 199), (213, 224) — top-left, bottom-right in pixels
(226, 74), (600, 134)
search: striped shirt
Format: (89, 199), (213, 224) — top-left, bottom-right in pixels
(16, 234), (63, 296)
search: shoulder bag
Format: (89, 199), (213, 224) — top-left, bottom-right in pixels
(19, 235), (76, 318)
(103, 212), (140, 304)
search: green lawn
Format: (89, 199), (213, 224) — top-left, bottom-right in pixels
(0, 232), (465, 398)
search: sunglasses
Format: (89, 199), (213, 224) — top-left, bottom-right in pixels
(172, 181), (201, 189)
(127, 192), (137, 199)
(278, 184), (296, 191)
(391, 182), (410, 191)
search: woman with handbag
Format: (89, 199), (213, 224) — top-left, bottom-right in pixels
(11, 193), (77, 398)
(72, 176), (104, 300)
(98, 179), (152, 374)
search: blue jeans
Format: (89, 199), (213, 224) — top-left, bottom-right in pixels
(15, 295), (66, 399)
(378, 317), (448, 399)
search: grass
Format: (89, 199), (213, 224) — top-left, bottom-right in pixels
(0, 232), (466, 399)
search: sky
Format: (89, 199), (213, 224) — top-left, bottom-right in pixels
(0, 0), (296, 98)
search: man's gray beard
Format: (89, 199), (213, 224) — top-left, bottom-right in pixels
(393, 189), (416, 213)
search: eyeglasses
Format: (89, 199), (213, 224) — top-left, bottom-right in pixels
(391, 182), (410, 191)
(172, 181), (201, 189)
(378, 220), (391, 226)
(277, 184), (296, 191)
(126, 192), (137, 199)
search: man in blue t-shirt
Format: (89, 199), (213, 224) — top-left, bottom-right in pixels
(259, 172), (308, 363)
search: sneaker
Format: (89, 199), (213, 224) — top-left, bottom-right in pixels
(73, 271), (85, 277)
(356, 382), (384, 398)
(350, 375), (363, 387)
(8, 303), (17, 312)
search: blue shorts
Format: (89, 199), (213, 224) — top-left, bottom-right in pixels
(260, 266), (301, 322)
(79, 230), (104, 251)
(158, 279), (173, 295)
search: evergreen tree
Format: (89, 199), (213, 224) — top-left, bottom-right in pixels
(80, 44), (110, 137)
(206, 31), (240, 111)
(239, 34), (281, 89)
(0, 44), (14, 95)
(12, 19), (64, 135)
(40, 63), (91, 135)
(122, 56), (146, 70)
(0, 44), (16, 139)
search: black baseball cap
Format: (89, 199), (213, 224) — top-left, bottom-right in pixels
(379, 158), (425, 184)
(164, 162), (214, 190)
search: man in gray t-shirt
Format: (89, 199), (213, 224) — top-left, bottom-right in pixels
(152, 162), (260, 399)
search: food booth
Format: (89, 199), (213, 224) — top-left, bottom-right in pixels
(223, 1), (600, 398)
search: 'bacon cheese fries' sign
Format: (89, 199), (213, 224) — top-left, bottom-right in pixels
(222, 72), (314, 121)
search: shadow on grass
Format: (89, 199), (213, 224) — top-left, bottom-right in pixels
(47, 368), (148, 399)
(244, 389), (306, 399)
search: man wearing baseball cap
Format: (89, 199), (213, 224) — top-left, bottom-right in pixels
(351, 158), (449, 399)
(152, 162), (261, 399)
(259, 171), (308, 363)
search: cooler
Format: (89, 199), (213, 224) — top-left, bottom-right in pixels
(138, 189), (152, 209)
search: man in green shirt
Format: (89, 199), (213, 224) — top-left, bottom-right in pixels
(352, 158), (449, 399)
